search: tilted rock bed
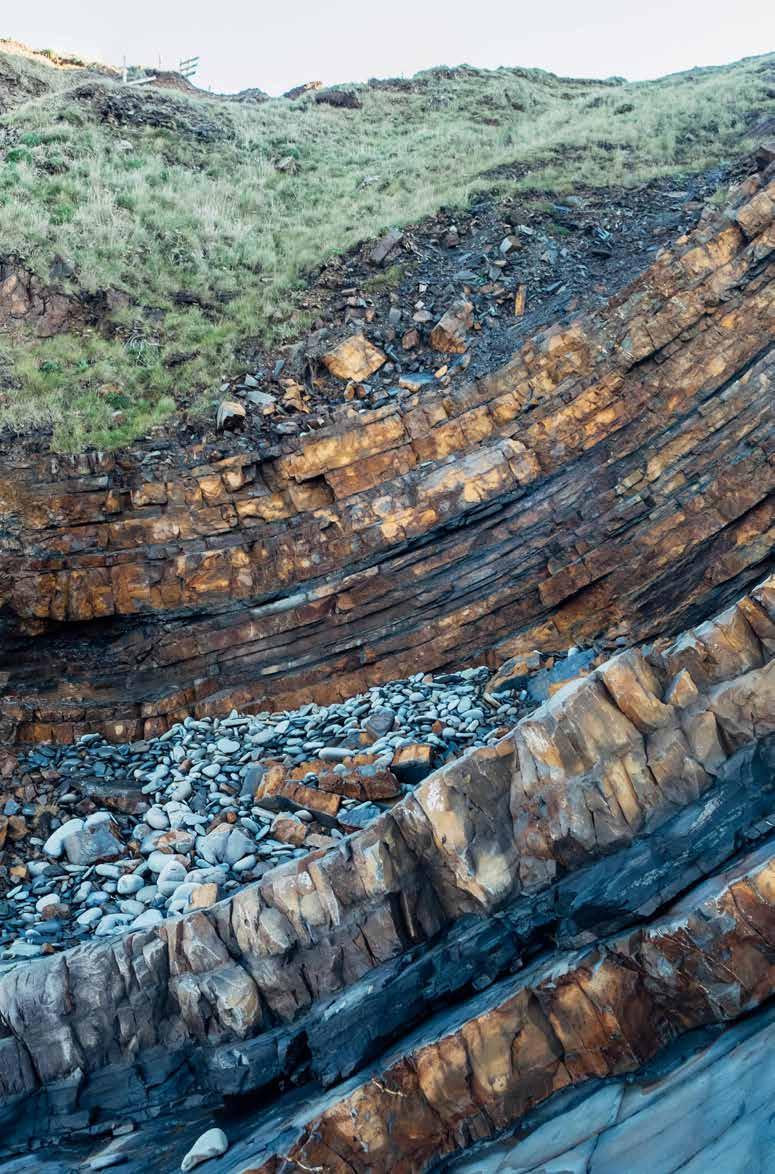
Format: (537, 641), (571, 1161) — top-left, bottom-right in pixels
(2, 165), (773, 743)
(19, 994), (775, 1173)
(222, 837), (775, 1173)
(1, 574), (773, 1168)
(215, 163), (746, 436)
(0, 664), (538, 962)
(444, 997), (775, 1174)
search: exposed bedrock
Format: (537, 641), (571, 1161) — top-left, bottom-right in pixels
(0, 169), (773, 743)
(443, 1000), (775, 1174)
(13, 1000), (775, 1173)
(235, 838), (775, 1173)
(1, 578), (774, 1155)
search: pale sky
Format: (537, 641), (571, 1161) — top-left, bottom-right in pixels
(4, 0), (773, 95)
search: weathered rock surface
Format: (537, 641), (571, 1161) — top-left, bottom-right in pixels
(1, 164), (775, 1173)
(429, 297), (474, 352)
(321, 332), (387, 381)
(0, 259), (130, 339)
(13, 1000), (775, 1173)
(237, 839), (775, 1173)
(445, 1000), (775, 1173)
(1, 170), (773, 744)
(1, 580), (774, 1162)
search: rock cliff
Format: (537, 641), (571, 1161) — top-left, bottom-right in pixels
(0, 162), (774, 1173)
(1, 168), (772, 744)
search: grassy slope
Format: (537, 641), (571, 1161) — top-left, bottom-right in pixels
(0, 45), (772, 450)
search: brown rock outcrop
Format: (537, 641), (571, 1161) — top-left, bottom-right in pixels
(0, 261), (75, 337)
(446, 1000), (775, 1173)
(0, 258), (130, 338)
(242, 840), (775, 1173)
(321, 332), (387, 381)
(0, 170), (772, 743)
(0, 579), (772, 1140)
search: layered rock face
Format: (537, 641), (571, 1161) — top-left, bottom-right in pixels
(237, 841), (775, 1173)
(1, 169), (773, 743)
(445, 1000), (775, 1173)
(1, 163), (774, 1173)
(1, 576), (774, 1168)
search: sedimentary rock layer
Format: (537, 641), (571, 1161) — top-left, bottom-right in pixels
(15, 1000), (775, 1173)
(236, 839), (775, 1173)
(445, 1000), (775, 1173)
(1, 169), (773, 742)
(1, 578), (773, 1152)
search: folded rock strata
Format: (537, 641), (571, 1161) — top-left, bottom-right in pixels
(1, 577), (773, 1158)
(0, 169), (773, 743)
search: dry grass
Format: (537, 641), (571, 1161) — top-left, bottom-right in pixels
(0, 45), (772, 450)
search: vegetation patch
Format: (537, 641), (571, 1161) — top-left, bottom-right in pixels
(0, 43), (772, 450)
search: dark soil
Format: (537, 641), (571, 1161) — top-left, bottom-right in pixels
(2, 154), (755, 476)
(68, 81), (234, 140)
(167, 157), (751, 464)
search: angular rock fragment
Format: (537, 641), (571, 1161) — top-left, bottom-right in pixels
(337, 801), (384, 831)
(254, 764), (342, 821)
(0, 815), (26, 849)
(755, 137), (775, 169)
(398, 371), (436, 391)
(369, 227), (403, 265)
(215, 399), (246, 430)
(429, 298), (473, 352)
(321, 334), (386, 381)
(391, 742), (433, 784)
(283, 80), (322, 99)
(270, 816), (307, 846)
(302, 754), (401, 801)
(487, 649), (542, 695)
(59, 812), (123, 865)
(189, 882), (220, 909)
